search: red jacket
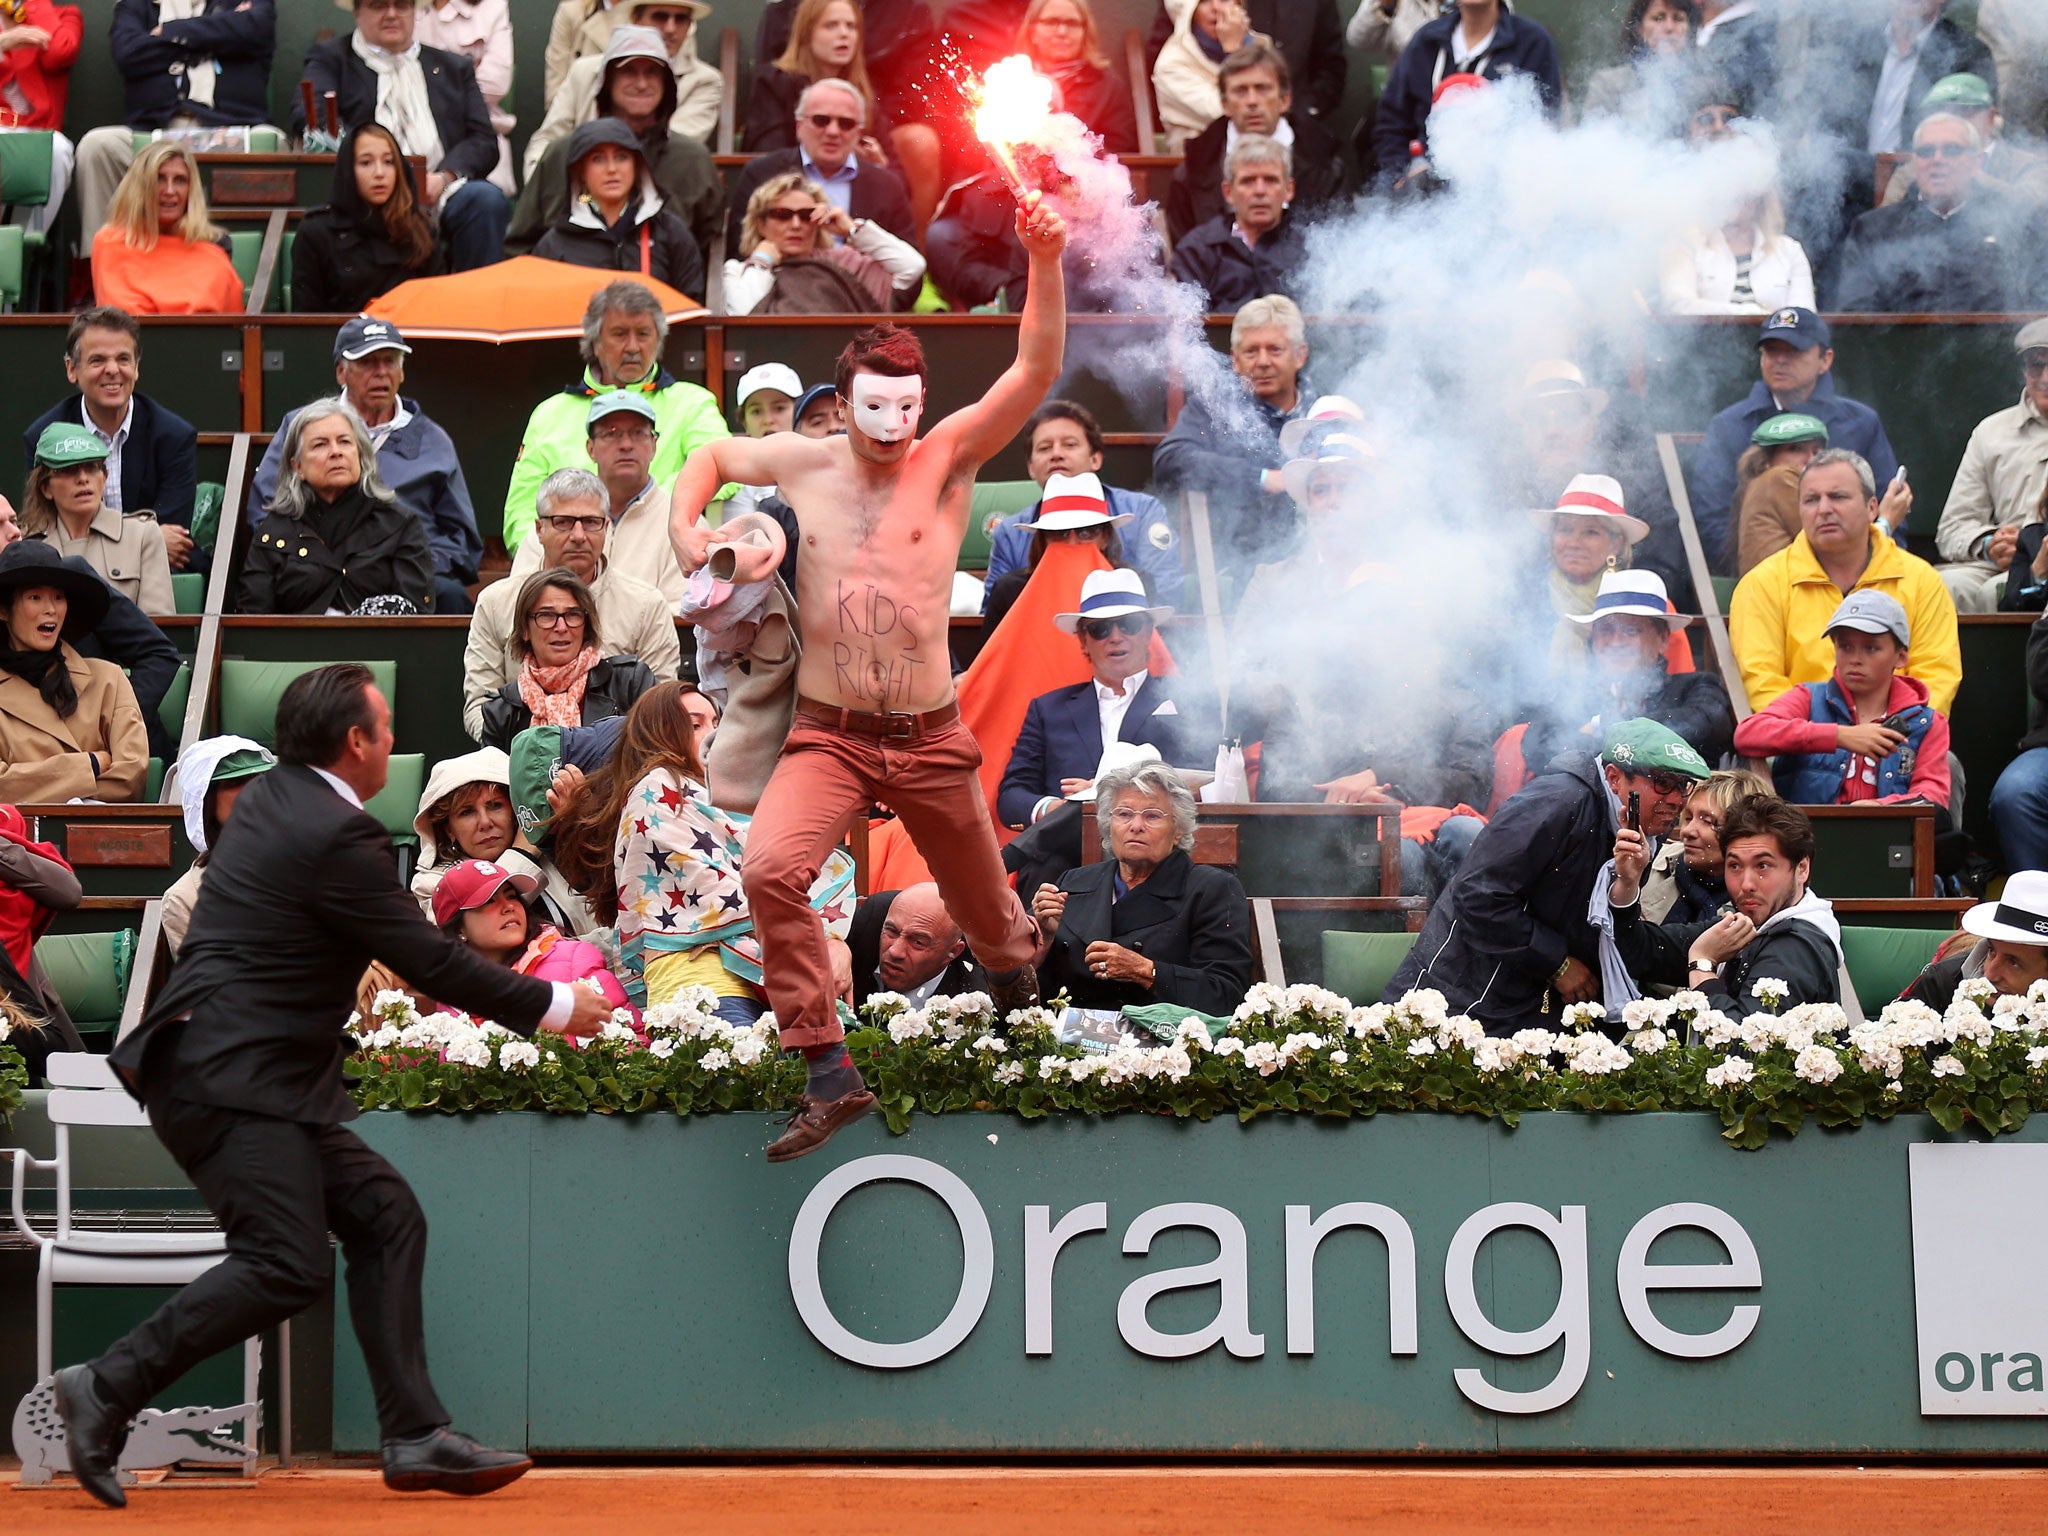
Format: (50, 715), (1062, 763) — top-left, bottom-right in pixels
(0, 0), (80, 130)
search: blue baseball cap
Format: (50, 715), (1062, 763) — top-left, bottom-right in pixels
(335, 315), (412, 362)
(1759, 306), (1830, 352)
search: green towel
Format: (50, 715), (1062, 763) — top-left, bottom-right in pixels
(1120, 1003), (1232, 1043)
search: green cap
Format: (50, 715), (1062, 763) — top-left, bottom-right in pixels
(508, 725), (565, 840)
(210, 747), (275, 787)
(587, 390), (658, 432)
(1923, 72), (1995, 111)
(1600, 718), (1710, 782)
(34, 422), (109, 468)
(1750, 412), (1830, 449)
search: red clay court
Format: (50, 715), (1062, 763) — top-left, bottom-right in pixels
(11, 1465), (2048, 1535)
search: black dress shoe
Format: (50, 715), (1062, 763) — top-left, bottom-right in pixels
(52, 1364), (128, 1509)
(381, 1426), (532, 1495)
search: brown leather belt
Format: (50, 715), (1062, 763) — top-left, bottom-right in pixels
(796, 695), (959, 739)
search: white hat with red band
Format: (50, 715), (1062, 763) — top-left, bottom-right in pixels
(1018, 471), (1133, 533)
(1532, 472), (1651, 544)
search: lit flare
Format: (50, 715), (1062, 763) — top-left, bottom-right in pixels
(970, 55), (1058, 195)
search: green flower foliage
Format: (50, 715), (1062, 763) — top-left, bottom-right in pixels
(340, 979), (2048, 1151)
(0, 1040), (25, 1123)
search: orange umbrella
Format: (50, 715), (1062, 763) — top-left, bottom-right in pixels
(363, 256), (701, 343)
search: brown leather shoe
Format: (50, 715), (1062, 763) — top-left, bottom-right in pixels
(765, 1087), (877, 1163)
(988, 964), (1041, 1023)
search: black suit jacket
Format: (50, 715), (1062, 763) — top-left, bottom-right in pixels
(724, 147), (917, 253)
(1167, 109), (1347, 245)
(25, 392), (197, 531)
(1040, 849), (1253, 1016)
(848, 889), (988, 1007)
(293, 36), (499, 184)
(112, 764), (553, 1121)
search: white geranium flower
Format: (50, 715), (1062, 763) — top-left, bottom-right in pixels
(497, 1040), (540, 1072)
(1436, 1016), (1486, 1050)
(887, 1010), (934, 1043)
(1173, 1017), (1211, 1051)
(1792, 1044), (1843, 1085)
(993, 1060), (1026, 1085)
(1241, 1041), (1283, 1077)
(1704, 1056), (1755, 1088)
(1625, 1027), (1671, 1054)
(1038, 1055), (1064, 1080)
(1621, 997), (1671, 1029)
(969, 1034), (1007, 1053)
(1560, 1034), (1633, 1076)
(1957, 976), (1997, 1007)
(1406, 1037), (1437, 1058)
(1510, 1028), (1560, 1059)
(442, 1035), (491, 1069)
(1329, 1049), (1349, 1066)
(1346, 1004), (1393, 1040)
(1278, 1031), (1328, 1064)
(1159, 1045), (1193, 1082)
(1472, 1037), (1522, 1074)
(2028, 1045), (2048, 1069)
(1562, 1001), (1607, 1030)
(648, 1037), (677, 1060)
(1886, 1078), (1903, 1094)
(700, 1046), (732, 1072)
(1212, 1036), (1244, 1057)
(1751, 977), (1789, 1007)
(730, 1034), (767, 1066)
(1931, 1054), (1966, 1078)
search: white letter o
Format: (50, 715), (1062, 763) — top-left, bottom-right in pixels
(787, 1154), (994, 1369)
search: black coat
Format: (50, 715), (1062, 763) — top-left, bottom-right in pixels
(724, 147), (917, 254)
(236, 485), (437, 616)
(1383, 755), (1614, 1031)
(1168, 210), (1305, 314)
(293, 36), (499, 185)
(479, 654), (659, 752)
(111, 0), (275, 129)
(1522, 669), (1738, 780)
(511, 128), (725, 262)
(112, 763), (553, 1120)
(1039, 848), (1254, 1016)
(2019, 609), (2048, 753)
(1831, 187), (2048, 314)
(71, 576), (183, 762)
(848, 888), (988, 1006)
(1902, 947), (1972, 1012)
(291, 204), (447, 313)
(1611, 899), (1841, 1016)
(1167, 110), (1347, 245)
(1147, 0), (1347, 118)
(25, 392), (197, 533)
(533, 204), (705, 301)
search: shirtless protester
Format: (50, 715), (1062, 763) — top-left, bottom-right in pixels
(670, 196), (1069, 1163)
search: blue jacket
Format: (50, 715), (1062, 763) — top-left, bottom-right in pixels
(25, 391), (197, 533)
(251, 400), (483, 582)
(985, 486), (1184, 612)
(1373, 6), (1562, 179)
(1769, 679), (1936, 804)
(1689, 373), (1898, 566)
(998, 673), (1194, 828)
(110, 0), (276, 130)
(1168, 211), (1306, 316)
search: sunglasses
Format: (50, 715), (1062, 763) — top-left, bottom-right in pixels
(761, 205), (815, 223)
(1079, 614), (1151, 641)
(805, 113), (860, 132)
(1913, 141), (1973, 160)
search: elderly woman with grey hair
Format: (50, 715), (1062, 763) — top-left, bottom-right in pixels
(1029, 761), (1254, 1015)
(237, 397), (436, 616)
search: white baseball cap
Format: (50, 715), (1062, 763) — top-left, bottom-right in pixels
(736, 362), (803, 411)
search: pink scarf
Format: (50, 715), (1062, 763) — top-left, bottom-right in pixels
(517, 646), (601, 728)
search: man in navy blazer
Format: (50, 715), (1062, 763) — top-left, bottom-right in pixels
(293, 0), (508, 271)
(25, 308), (199, 572)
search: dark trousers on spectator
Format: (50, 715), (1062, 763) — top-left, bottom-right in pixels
(440, 181), (510, 274)
(433, 574), (475, 614)
(90, 1095), (448, 1442)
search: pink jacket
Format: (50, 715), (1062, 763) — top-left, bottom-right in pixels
(513, 925), (638, 1024)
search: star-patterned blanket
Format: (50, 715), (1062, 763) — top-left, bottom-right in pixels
(614, 766), (854, 995)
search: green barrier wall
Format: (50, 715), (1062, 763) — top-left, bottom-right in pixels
(333, 1110), (2048, 1457)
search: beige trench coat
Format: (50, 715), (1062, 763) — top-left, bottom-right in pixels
(29, 506), (175, 616)
(0, 644), (149, 803)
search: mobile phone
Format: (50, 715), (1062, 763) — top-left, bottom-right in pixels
(1626, 791), (1640, 833)
(1879, 709), (1916, 733)
(1892, 464), (1909, 485)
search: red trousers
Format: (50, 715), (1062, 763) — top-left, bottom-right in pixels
(743, 713), (1038, 1048)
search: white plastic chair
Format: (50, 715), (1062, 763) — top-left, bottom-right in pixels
(5, 1052), (287, 1479)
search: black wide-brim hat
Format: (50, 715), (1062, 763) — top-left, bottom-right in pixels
(0, 540), (112, 636)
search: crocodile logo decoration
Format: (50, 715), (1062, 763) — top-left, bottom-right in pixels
(13, 1381), (256, 1488)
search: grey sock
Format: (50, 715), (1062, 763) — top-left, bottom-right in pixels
(804, 1043), (864, 1101)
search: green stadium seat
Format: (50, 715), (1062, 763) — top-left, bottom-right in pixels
(0, 224), (22, 311)
(1838, 926), (1948, 1017)
(170, 572), (204, 616)
(1711, 575), (1738, 613)
(159, 661), (192, 738)
(363, 753), (426, 880)
(37, 929), (136, 1040)
(147, 756), (163, 802)
(218, 658), (398, 748)
(964, 480), (1039, 570)
(1321, 930), (1419, 1006)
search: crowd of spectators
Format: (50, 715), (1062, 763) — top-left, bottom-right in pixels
(0, 0), (2045, 1056)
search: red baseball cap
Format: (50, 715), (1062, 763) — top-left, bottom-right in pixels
(431, 858), (539, 928)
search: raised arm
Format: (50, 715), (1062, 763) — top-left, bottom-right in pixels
(668, 437), (813, 572)
(926, 196), (1068, 473)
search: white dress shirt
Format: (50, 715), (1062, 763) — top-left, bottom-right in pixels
(1869, 20), (1936, 154)
(86, 397), (135, 512)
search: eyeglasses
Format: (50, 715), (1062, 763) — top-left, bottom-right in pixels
(761, 205), (815, 223)
(1080, 614), (1151, 640)
(531, 609), (588, 629)
(591, 425), (656, 444)
(804, 113), (860, 132)
(1642, 771), (1692, 796)
(543, 514), (608, 534)
(1913, 141), (1973, 160)
(1109, 808), (1172, 827)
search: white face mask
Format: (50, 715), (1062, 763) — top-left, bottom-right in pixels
(848, 374), (924, 444)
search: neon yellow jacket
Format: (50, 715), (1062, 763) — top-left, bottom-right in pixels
(1729, 527), (1961, 716)
(503, 367), (731, 553)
